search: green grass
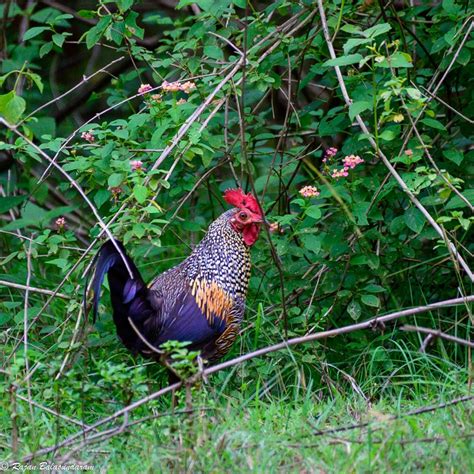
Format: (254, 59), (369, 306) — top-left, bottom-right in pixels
(1, 348), (472, 473)
(107, 395), (473, 473)
(24, 391), (471, 473)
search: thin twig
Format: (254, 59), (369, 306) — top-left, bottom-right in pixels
(0, 279), (70, 299)
(19, 56), (125, 125)
(418, 84), (474, 125)
(401, 324), (474, 349)
(311, 394), (474, 437)
(23, 237), (34, 419)
(15, 393), (96, 431)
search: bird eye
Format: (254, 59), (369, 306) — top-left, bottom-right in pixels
(239, 211), (248, 220)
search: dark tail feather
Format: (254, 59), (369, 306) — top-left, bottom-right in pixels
(85, 240), (154, 349)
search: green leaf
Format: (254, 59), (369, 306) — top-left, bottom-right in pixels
(363, 23), (391, 39)
(361, 294), (380, 308)
(443, 149), (463, 166)
(379, 129), (396, 141)
(94, 189), (111, 209)
(349, 101), (371, 121)
(421, 118), (446, 131)
(204, 45), (224, 60)
(323, 54), (363, 67)
(132, 223), (145, 238)
(404, 207), (425, 233)
(0, 195), (27, 213)
(341, 24), (362, 35)
(456, 48), (471, 66)
(446, 189), (474, 210)
(300, 234), (321, 254)
(26, 72), (44, 93)
(23, 26), (51, 41)
(347, 299), (362, 320)
(39, 41), (54, 58)
(363, 284), (386, 293)
(305, 205), (322, 219)
(352, 201), (370, 226)
(343, 38), (371, 55)
(107, 173), (123, 187)
(85, 16), (112, 49)
(351, 254), (380, 270)
(133, 185), (149, 204)
(52, 33), (65, 48)
(375, 52), (413, 68)
(0, 91), (26, 124)
(406, 88), (422, 100)
(118, 0), (134, 10)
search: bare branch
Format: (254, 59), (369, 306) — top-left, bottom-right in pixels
(19, 56), (125, 125)
(0, 279), (70, 300)
(401, 324), (474, 349)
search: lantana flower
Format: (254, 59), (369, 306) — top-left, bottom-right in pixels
(299, 185), (320, 198)
(130, 160), (144, 171)
(55, 217), (66, 231)
(162, 80), (182, 92)
(181, 81), (196, 94)
(269, 222), (283, 234)
(81, 131), (94, 143)
(331, 168), (349, 179)
(138, 84), (153, 94)
(322, 147), (338, 163)
(342, 154), (364, 170)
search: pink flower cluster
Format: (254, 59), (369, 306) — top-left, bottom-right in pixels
(162, 80), (196, 94)
(342, 154), (364, 169)
(269, 222), (281, 233)
(322, 147), (338, 163)
(138, 84), (153, 94)
(299, 185), (320, 198)
(331, 168), (349, 179)
(330, 154), (364, 180)
(55, 216), (66, 230)
(130, 160), (144, 171)
(110, 186), (122, 198)
(81, 131), (94, 143)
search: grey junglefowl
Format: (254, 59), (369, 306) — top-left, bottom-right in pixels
(86, 189), (262, 370)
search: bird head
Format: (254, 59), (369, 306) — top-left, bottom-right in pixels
(224, 188), (263, 246)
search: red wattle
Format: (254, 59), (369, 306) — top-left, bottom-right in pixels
(243, 224), (260, 246)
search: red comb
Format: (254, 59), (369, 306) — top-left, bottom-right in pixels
(223, 188), (261, 215)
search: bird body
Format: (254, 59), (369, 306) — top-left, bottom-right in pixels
(87, 190), (262, 364)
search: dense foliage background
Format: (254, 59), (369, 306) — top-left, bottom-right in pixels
(0, 0), (472, 471)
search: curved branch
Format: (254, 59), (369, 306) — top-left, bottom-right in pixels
(401, 325), (474, 349)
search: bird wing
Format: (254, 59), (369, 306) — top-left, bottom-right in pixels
(152, 277), (241, 352)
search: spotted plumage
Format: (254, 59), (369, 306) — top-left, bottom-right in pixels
(86, 190), (262, 366)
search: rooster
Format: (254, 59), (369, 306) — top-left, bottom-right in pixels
(87, 189), (262, 368)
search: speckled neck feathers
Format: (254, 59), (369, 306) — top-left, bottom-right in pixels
(182, 209), (251, 300)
